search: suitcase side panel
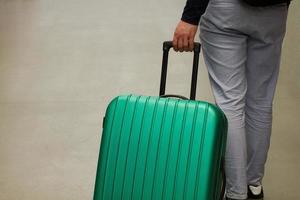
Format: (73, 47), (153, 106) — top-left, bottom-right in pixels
(149, 99), (178, 200)
(112, 95), (143, 199)
(195, 105), (227, 199)
(129, 96), (160, 199)
(120, 96), (151, 199)
(98, 95), (136, 199)
(94, 95), (127, 199)
(208, 105), (227, 200)
(181, 102), (209, 200)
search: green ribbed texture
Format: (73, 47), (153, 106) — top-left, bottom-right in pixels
(94, 95), (227, 200)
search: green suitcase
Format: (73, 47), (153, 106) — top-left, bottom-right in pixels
(94, 42), (228, 200)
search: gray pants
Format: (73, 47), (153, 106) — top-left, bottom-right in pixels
(199, 0), (288, 199)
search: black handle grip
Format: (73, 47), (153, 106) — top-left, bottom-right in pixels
(163, 41), (201, 53)
(159, 41), (201, 100)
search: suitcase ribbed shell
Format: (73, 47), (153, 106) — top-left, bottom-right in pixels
(94, 95), (227, 200)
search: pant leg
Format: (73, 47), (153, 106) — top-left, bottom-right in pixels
(200, 2), (248, 198)
(245, 4), (288, 186)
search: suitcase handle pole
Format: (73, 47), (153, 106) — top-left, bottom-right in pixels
(159, 41), (201, 100)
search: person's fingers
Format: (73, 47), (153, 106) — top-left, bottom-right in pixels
(173, 35), (178, 51)
(188, 37), (194, 52)
(183, 36), (189, 51)
(178, 37), (184, 52)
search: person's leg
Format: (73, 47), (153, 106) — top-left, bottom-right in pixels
(200, 2), (248, 198)
(245, 4), (288, 187)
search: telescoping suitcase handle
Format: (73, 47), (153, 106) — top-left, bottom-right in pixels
(159, 41), (201, 100)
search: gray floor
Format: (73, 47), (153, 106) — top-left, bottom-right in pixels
(0, 0), (299, 199)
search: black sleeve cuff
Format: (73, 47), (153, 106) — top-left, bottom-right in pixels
(181, 0), (209, 25)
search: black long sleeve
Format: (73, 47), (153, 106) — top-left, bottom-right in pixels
(181, 0), (210, 25)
